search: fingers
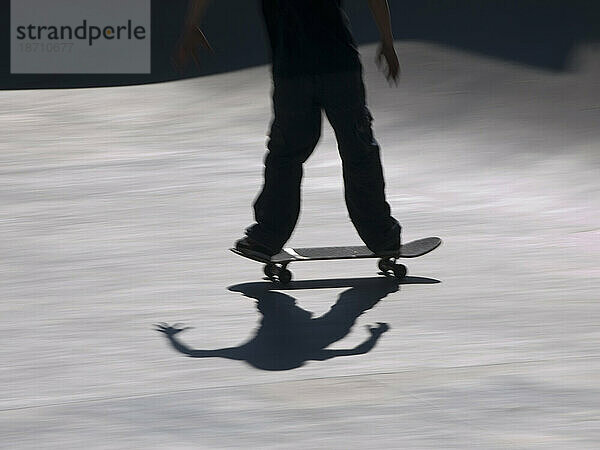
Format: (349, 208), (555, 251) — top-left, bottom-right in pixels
(388, 67), (400, 85)
(376, 48), (384, 69)
(385, 56), (400, 85)
(154, 323), (169, 333)
(376, 322), (390, 332)
(376, 44), (400, 85)
(365, 322), (391, 335)
(388, 55), (400, 84)
(154, 323), (192, 334)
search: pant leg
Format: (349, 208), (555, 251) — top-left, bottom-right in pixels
(246, 75), (322, 252)
(319, 70), (400, 252)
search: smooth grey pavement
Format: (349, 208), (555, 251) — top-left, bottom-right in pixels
(2, 42), (599, 449)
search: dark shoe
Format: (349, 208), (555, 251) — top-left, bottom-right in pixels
(369, 238), (401, 256)
(364, 220), (401, 255)
(235, 236), (277, 260)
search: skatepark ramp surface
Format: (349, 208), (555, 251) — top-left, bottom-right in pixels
(1, 42), (599, 448)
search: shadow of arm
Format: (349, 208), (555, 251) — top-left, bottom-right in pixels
(156, 324), (244, 360)
(166, 334), (244, 360)
(310, 323), (389, 361)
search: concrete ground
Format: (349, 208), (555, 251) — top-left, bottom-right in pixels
(1, 41), (599, 449)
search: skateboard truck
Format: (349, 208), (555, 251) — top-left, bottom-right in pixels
(377, 257), (407, 279)
(263, 262), (293, 283)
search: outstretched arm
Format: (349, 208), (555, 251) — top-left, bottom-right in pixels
(310, 323), (390, 361)
(174, 0), (213, 71)
(367, 0), (400, 83)
(155, 323), (244, 360)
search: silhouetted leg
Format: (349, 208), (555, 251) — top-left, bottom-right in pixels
(246, 76), (322, 252)
(319, 70), (400, 252)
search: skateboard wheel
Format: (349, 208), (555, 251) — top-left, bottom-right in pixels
(392, 264), (407, 279)
(264, 264), (277, 278)
(378, 258), (394, 273)
(278, 268), (292, 284)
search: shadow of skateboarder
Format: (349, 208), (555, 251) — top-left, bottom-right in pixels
(156, 278), (400, 370)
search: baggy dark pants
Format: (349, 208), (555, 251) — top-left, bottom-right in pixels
(246, 69), (400, 253)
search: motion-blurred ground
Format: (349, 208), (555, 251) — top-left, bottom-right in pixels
(1, 42), (599, 448)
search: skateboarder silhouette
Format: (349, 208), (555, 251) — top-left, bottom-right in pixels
(176, 0), (401, 258)
(156, 278), (396, 370)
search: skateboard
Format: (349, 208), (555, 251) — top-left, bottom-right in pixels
(230, 237), (442, 283)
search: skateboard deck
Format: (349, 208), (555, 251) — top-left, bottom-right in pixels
(230, 237), (442, 283)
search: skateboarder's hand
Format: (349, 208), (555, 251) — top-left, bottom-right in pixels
(366, 322), (390, 337)
(155, 323), (193, 337)
(173, 26), (213, 73)
(376, 42), (400, 85)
